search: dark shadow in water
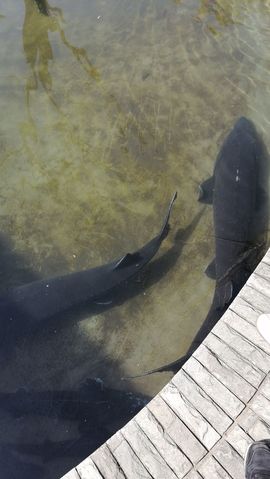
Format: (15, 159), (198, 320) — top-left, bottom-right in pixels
(129, 117), (270, 378)
(109, 206), (206, 304)
(0, 194), (177, 348)
(0, 201), (206, 479)
(0, 232), (41, 294)
(191, 117), (270, 351)
(33, 0), (62, 17)
(0, 327), (145, 478)
(0, 378), (149, 477)
(0, 445), (45, 479)
(3, 207), (205, 352)
(0, 206), (204, 478)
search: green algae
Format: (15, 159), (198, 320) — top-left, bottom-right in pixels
(0, 0), (270, 405)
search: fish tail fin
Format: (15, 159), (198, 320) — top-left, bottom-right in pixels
(160, 191), (177, 241)
(121, 354), (187, 380)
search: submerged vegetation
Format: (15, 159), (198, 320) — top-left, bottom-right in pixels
(0, 0), (270, 477)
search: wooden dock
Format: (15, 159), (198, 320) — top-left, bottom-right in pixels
(62, 248), (270, 479)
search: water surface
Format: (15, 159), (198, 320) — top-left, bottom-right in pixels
(0, 0), (270, 477)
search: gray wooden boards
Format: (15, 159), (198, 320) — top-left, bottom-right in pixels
(62, 248), (270, 478)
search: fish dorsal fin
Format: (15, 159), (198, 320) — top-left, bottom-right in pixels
(113, 252), (142, 270)
(217, 280), (233, 309)
(198, 176), (214, 204)
(205, 258), (216, 279)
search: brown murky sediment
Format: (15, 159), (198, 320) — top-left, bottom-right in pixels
(0, 0), (270, 474)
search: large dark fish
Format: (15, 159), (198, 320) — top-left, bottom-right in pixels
(0, 446), (45, 479)
(126, 117), (269, 378)
(0, 378), (149, 424)
(1, 193), (176, 339)
(0, 378), (149, 478)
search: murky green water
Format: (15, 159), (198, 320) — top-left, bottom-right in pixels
(1, 0), (270, 476)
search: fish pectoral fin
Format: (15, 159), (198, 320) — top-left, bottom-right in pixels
(93, 300), (113, 306)
(205, 258), (216, 279)
(198, 176), (214, 204)
(113, 252), (142, 270)
(217, 280), (234, 309)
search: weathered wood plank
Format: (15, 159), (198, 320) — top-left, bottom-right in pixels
(238, 406), (270, 439)
(231, 294), (263, 325)
(185, 471), (203, 479)
(262, 249), (270, 266)
(254, 260), (270, 281)
(91, 444), (125, 478)
(122, 420), (178, 479)
(193, 344), (256, 403)
(250, 393), (270, 425)
(213, 441), (244, 479)
(249, 419), (270, 440)
(199, 455), (232, 479)
(259, 374), (270, 400)
(223, 309), (270, 356)
(147, 395), (206, 464)
(248, 273), (270, 302)
(239, 409), (259, 432)
(262, 251), (270, 267)
(239, 286), (270, 316)
(62, 470), (81, 479)
(244, 280), (270, 314)
(225, 425), (253, 458)
(161, 383), (220, 450)
(135, 406), (192, 478)
(213, 321), (270, 373)
(203, 332), (264, 387)
(76, 457), (104, 479)
(172, 369), (232, 434)
(183, 357), (244, 418)
(107, 431), (151, 479)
